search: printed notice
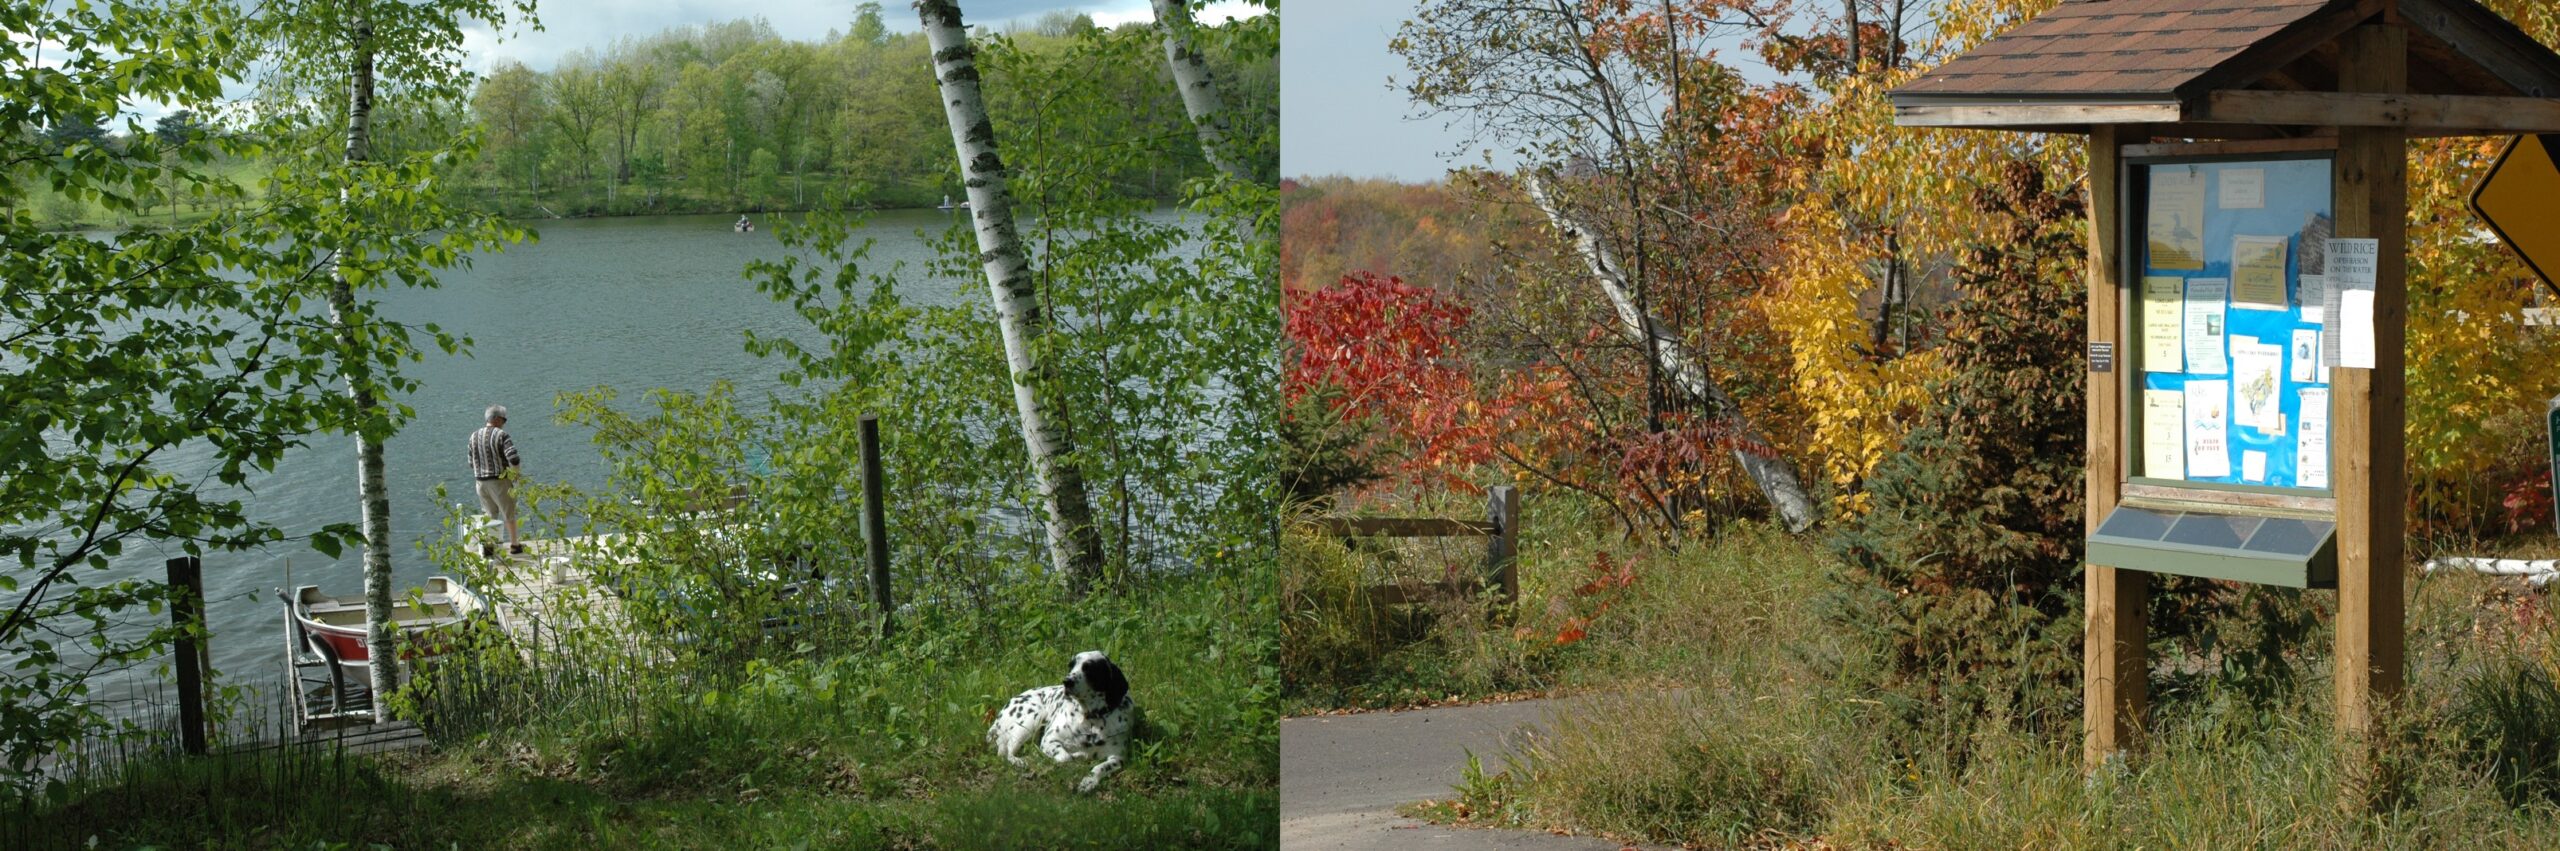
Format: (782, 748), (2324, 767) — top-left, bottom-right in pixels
(2298, 274), (2327, 324)
(2142, 276), (2184, 372)
(2232, 336), (2284, 433)
(2184, 277), (2229, 375)
(2148, 167), (2208, 270)
(2186, 380), (2231, 479)
(2290, 329), (2319, 383)
(2220, 168), (2266, 209)
(2242, 450), (2268, 484)
(2143, 389), (2185, 480)
(2297, 388), (2330, 489)
(2232, 235), (2290, 310)
(2329, 238), (2379, 369)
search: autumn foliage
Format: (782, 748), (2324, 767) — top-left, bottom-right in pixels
(1283, 272), (1495, 489)
(1291, 0), (2560, 545)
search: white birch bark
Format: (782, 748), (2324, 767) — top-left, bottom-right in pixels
(914, 0), (1107, 589)
(330, 6), (401, 711)
(1523, 173), (1819, 532)
(1148, 0), (1247, 181)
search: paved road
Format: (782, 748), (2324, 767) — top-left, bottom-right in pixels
(1281, 699), (1651, 850)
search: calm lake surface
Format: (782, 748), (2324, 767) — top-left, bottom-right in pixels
(64, 208), (1081, 710)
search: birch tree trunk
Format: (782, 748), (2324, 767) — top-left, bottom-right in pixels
(1148, 0), (1247, 181)
(914, 0), (1107, 590)
(329, 6), (402, 711)
(1523, 173), (1819, 532)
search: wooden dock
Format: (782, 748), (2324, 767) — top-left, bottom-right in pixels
(479, 533), (656, 665)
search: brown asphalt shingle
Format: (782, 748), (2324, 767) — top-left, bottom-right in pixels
(1892, 0), (2336, 100)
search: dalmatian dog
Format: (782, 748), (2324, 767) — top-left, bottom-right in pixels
(987, 650), (1134, 792)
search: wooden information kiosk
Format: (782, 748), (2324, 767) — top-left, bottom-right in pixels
(1888, 0), (2560, 778)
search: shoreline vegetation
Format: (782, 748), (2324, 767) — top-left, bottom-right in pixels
(17, 158), (1197, 234)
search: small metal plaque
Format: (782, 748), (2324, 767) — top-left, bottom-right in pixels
(2089, 341), (2115, 373)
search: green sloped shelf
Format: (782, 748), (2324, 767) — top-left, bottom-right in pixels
(2087, 505), (2337, 589)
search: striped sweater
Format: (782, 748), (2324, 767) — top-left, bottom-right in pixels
(468, 425), (520, 480)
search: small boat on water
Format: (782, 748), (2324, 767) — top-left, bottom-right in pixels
(937, 194), (969, 211)
(282, 576), (486, 665)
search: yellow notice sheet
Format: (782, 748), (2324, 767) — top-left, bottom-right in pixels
(2141, 276), (2184, 372)
(2232, 235), (2290, 310)
(2148, 168), (2207, 270)
(2143, 389), (2185, 480)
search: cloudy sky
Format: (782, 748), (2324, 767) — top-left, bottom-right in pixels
(1280, 0), (1490, 183)
(460, 0), (1262, 74)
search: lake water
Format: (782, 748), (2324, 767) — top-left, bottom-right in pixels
(57, 209), (1012, 710)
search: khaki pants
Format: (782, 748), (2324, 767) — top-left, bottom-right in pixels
(475, 477), (518, 530)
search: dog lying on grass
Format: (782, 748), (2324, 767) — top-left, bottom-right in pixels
(987, 650), (1134, 793)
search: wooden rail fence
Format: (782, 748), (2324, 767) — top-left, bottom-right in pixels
(1314, 486), (1520, 608)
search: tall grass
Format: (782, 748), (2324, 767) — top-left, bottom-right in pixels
(1282, 495), (1828, 712)
(1416, 497), (2560, 847)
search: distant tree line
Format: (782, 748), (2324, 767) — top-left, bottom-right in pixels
(464, 5), (1277, 216)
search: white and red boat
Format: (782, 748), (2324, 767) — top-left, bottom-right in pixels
(282, 576), (485, 665)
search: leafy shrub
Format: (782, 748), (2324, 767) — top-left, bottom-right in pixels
(1825, 161), (2233, 753)
(1279, 385), (1385, 508)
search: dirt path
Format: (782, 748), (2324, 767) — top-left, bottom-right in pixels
(1280, 699), (1653, 850)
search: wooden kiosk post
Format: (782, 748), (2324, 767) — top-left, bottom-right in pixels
(1887, 0), (2560, 782)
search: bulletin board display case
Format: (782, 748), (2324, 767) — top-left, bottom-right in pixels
(2120, 153), (2338, 499)
(2098, 152), (2344, 589)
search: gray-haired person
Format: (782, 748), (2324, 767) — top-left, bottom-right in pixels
(469, 405), (524, 556)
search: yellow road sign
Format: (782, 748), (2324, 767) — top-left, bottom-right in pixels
(2472, 134), (2560, 294)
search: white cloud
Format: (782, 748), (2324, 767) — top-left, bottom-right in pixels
(1088, 0), (1266, 29)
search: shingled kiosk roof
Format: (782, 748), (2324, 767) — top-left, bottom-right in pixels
(1890, 0), (2560, 137)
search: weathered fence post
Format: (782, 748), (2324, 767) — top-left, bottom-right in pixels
(1484, 486), (1519, 608)
(860, 413), (895, 639)
(167, 556), (208, 755)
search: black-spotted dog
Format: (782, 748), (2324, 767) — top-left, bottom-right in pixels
(987, 650), (1134, 792)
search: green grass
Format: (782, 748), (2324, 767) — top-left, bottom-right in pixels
(1362, 493), (2560, 847)
(10, 572), (1276, 850)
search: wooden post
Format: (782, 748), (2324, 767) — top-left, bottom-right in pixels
(860, 413), (896, 639)
(2084, 123), (2150, 771)
(167, 556), (208, 756)
(1484, 486), (1519, 608)
(2333, 23), (2409, 751)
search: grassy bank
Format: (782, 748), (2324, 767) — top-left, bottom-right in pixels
(1317, 495), (2560, 847)
(1282, 489), (1808, 713)
(10, 571), (1276, 850)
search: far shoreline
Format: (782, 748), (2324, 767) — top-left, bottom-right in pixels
(39, 195), (1195, 235)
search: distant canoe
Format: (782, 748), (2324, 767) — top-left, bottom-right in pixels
(937, 196), (970, 211)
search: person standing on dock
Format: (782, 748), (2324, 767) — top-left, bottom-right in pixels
(469, 405), (524, 556)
